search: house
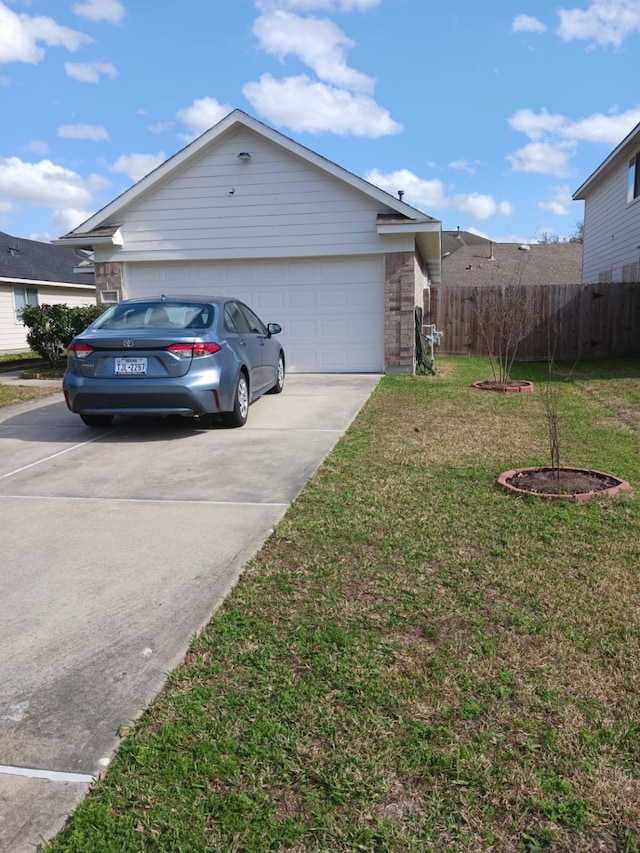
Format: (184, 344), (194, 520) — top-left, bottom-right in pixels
(0, 230), (96, 353)
(573, 121), (640, 283)
(53, 110), (441, 374)
(440, 230), (582, 287)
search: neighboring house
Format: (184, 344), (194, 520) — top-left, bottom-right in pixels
(53, 110), (441, 374)
(440, 230), (582, 287)
(573, 121), (640, 283)
(0, 231), (96, 353)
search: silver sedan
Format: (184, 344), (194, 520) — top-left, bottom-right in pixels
(63, 296), (285, 427)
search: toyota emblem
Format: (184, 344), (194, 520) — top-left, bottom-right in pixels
(123, 339), (134, 348)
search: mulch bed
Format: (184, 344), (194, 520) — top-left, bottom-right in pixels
(473, 380), (534, 394)
(498, 466), (629, 501)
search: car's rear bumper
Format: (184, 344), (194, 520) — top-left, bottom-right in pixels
(63, 371), (236, 416)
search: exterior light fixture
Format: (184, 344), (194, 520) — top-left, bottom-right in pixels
(237, 152), (251, 161)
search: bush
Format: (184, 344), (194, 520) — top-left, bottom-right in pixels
(21, 303), (107, 366)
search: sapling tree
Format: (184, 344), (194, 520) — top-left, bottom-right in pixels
(475, 285), (531, 384)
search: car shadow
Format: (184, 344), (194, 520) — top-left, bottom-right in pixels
(0, 397), (257, 443)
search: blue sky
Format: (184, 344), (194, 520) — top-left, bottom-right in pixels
(1, 0), (639, 244)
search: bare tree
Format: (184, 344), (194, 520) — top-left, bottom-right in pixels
(475, 285), (530, 384)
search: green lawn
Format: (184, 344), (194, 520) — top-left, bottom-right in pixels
(0, 384), (60, 407)
(43, 357), (640, 852)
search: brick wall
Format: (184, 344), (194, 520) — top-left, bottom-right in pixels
(384, 251), (418, 373)
(95, 262), (124, 303)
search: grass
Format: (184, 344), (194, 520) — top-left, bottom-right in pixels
(42, 356), (640, 852)
(0, 384), (60, 406)
(0, 352), (62, 406)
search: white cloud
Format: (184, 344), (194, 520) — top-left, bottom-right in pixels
(556, 0), (640, 47)
(110, 152), (167, 182)
(51, 207), (96, 236)
(148, 120), (174, 134)
(453, 193), (514, 220)
(563, 108), (640, 144)
(512, 14), (546, 34)
(507, 106), (640, 179)
(366, 167), (514, 221)
(449, 158), (480, 174)
(508, 108), (567, 141)
(507, 141), (576, 177)
(254, 9), (374, 93)
(365, 168), (449, 210)
(26, 140), (50, 155)
(244, 73), (401, 136)
(73, 0), (125, 24)
(176, 97), (233, 138)
(0, 2), (92, 64)
(58, 123), (110, 141)
(538, 183), (574, 215)
(64, 60), (118, 82)
(0, 156), (109, 208)
(509, 106), (640, 146)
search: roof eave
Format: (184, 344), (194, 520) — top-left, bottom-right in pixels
(377, 218), (442, 284)
(0, 276), (96, 289)
(52, 227), (123, 250)
(573, 120), (640, 200)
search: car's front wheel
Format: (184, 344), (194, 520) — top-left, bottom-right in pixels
(80, 414), (114, 428)
(223, 372), (249, 427)
(267, 352), (285, 394)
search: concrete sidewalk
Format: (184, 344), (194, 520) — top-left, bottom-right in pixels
(0, 374), (380, 852)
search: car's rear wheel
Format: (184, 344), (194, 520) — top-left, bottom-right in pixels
(223, 372), (249, 427)
(80, 414), (114, 428)
(267, 352), (285, 394)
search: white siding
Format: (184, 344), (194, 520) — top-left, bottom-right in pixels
(581, 159), (640, 283)
(95, 129), (397, 264)
(125, 256), (384, 372)
(0, 284), (95, 353)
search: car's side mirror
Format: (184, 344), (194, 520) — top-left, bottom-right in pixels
(267, 323), (282, 337)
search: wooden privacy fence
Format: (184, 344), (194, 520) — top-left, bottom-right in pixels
(427, 281), (640, 360)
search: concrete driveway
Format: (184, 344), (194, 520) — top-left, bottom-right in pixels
(0, 373), (379, 853)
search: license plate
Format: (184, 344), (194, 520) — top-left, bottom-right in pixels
(115, 357), (147, 375)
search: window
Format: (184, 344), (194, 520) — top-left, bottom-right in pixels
(92, 300), (214, 331)
(13, 287), (38, 321)
(224, 302), (251, 334)
(238, 303), (267, 335)
(627, 152), (640, 203)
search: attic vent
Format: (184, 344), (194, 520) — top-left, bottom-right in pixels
(8, 245), (19, 256)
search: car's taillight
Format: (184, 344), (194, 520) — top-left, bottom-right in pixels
(67, 343), (94, 359)
(166, 342), (221, 358)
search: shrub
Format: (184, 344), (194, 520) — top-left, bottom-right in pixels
(21, 303), (107, 366)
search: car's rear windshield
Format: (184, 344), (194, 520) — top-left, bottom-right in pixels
(91, 301), (215, 331)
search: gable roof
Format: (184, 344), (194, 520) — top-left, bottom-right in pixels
(53, 110), (442, 281)
(573, 121), (640, 200)
(0, 230), (95, 288)
(441, 238), (583, 286)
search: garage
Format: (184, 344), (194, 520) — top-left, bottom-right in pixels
(55, 110), (442, 375)
(125, 256), (385, 373)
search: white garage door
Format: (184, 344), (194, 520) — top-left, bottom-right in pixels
(125, 257), (384, 372)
